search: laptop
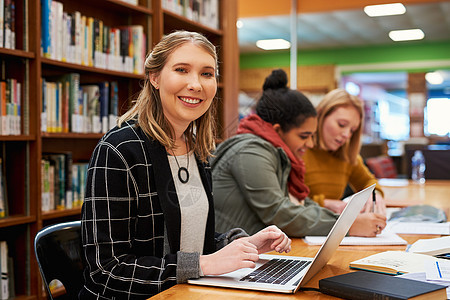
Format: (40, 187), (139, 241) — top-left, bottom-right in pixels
(188, 184), (376, 293)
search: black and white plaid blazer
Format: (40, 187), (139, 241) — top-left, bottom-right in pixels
(80, 121), (221, 299)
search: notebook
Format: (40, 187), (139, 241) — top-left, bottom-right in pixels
(187, 184), (376, 293)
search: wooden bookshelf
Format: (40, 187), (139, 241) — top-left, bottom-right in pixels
(0, 0), (238, 299)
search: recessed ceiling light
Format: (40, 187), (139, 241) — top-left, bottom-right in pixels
(425, 72), (444, 85)
(388, 29), (424, 41)
(364, 3), (406, 17)
(256, 39), (291, 50)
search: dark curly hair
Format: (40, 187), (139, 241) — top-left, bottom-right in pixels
(256, 69), (317, 132)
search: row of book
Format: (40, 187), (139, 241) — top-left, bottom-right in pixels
(0, 0), (16, 50)
(163, 0), (219, 30)
(0, 240), (14, 299)
(41, 152), (88, 212)
(41, 0), (146, 74)
(41, 74), (119, 134)
(0, 78), (21, 136)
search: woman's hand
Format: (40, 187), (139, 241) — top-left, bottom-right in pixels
(244, 225), (292, 254)
(348, 213), (387, 237)
(200, 239), (259, 275)
(323, 199), (347, 214)
(361, 191), (387, 216)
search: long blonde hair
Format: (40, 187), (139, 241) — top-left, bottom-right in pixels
(118, 31), (218, 162)
(315, 89), (364, 164)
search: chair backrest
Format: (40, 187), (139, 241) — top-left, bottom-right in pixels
(365, 155), (398, 179)
(34, 221), (85, 299)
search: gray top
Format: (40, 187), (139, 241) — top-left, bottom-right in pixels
(211, 133), (339, 237)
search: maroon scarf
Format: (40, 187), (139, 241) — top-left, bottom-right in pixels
(237, 114), (310, 200)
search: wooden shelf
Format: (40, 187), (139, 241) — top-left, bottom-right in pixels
(163, 9), (223, 36)
(0, 135), (35, 141)
(106, 0), (153, 14)
(0, 48), (35, 59)
(0, 215), (36, 228)
(42, 207), (82, 220)
(41, 132), (104, 139)
(41, 58), (145, 79)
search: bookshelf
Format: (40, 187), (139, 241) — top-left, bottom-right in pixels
(0, 0), (238, 299)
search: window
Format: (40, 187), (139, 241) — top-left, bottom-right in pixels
(425, 98), (450, 136)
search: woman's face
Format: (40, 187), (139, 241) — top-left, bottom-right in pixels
(321, 105), (361, 151)
(276, 116), (317, 160)
(150, 43), (217, 130)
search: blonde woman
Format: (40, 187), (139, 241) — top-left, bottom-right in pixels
(80, 31), (290, 299)
(303, 88), (387, 217)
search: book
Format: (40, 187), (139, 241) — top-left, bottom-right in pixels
(319, 271), (447, 300)
(349, 251), (448, 275)
(409, 236), (450, 256)
(97, 81), (109, 133)
(0, 240), (9, 299)
(41, 0), (51, 57)
(304, 231), (407, 246)
(0, 158), (7, 218)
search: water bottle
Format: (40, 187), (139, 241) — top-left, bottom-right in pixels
(411, 150), (426, 184)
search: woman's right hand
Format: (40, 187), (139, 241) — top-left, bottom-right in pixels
(200, 239), (260, 276)
(348, 213), (387, 237)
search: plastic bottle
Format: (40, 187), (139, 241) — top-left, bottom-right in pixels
(411, 150), (426, 184)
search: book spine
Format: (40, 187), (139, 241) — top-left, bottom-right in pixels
(0, 0), (4, 48)
(0, 241), (9, 299)
(0, 159), (4, 218)
(98, 81), (109, 133)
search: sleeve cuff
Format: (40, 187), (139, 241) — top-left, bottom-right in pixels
(176, 251), (201, 283)
(215, 228), (249, 250)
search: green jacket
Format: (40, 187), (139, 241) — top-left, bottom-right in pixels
(211, 133), (339, 237)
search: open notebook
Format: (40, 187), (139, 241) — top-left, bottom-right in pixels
(187, 184), (375, 293)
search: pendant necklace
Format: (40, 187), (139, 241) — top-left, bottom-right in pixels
(171, 140), (190, 184)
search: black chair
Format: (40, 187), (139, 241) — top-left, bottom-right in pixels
(34, 221), (85, 299)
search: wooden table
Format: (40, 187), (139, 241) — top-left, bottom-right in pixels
(383, 180), (450, 216)
(151, 180), (450, 299)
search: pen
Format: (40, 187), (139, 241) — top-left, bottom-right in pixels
(436, 261), (443, 279)
(372, 189), (376, 213)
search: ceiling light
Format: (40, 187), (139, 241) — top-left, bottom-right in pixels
(236, 20), (243, 29)
(388, 29), (424, 41)
(364, 3), (406, 17)
(425, 72), (444, 85)
(256, 39), (291, 50)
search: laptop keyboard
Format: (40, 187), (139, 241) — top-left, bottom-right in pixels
(240, 259), (311, 285)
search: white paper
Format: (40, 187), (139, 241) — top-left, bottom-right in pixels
(304, 231), (407, 246)
(378, 178), (409, 187)
(409, 236), (450, 256)
(426, 260), (450, 282)
(386, 221), (450, 235)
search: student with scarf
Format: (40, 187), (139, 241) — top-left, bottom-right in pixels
(211, 69), (386, 237)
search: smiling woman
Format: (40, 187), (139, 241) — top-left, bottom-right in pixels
(79, 31), (292, 299)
